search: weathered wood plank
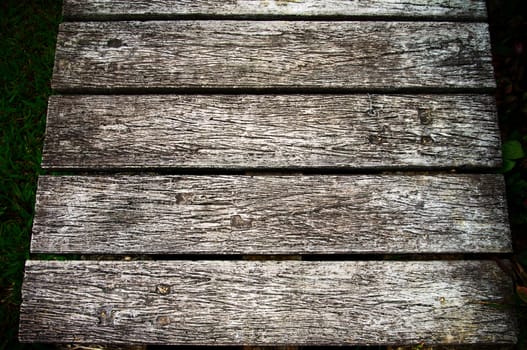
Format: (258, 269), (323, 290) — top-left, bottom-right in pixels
(31, 174), (511, 254)
(43, 94), (501, 170)
(19, 260), (517, 345)
(62, 0), (488, 20)
(51, 21), (495, 91)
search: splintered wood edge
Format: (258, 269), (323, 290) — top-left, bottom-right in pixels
(19, 260), (517, 345)
(42, 94), (502, 170)
(62, 0), (488, 21)
(30, 174), (512, 254)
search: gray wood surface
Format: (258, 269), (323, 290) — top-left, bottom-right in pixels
(19, 260), (517, 345)
(31, 174), (511, 254)
(23, 0), (515, 346)
(51, 21), (495, 91)
(62, 0), (488, 20)
(43, 94), (501, 170)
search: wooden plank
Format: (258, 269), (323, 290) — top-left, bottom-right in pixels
(30, 174), (511, 254)
(62, 0), (488, 20)
(42, 94), (501, 170)
(19, 260), (517, 345)
(51, 21), (495, 91)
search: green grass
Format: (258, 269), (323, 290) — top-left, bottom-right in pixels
(0, 1), (526, 349)
(0, 1), (62, 349)
(488, 1), (527, 347)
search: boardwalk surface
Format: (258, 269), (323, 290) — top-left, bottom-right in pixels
(20, 0), (517, 347)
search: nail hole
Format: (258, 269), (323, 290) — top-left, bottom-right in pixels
(418, 109), (433, 125)
(156, 315), (171, 326)
(107, 38), (124, 48)
(368, 134), (383, 145)
(98, 306), (115, 326)
(421, 135), (434, 145)
(156, 284), (171, 295)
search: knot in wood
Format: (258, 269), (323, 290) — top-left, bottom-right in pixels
(230, 215), (253, 229)
(175, 193), (194, 204)
(107, 38), (124, 48)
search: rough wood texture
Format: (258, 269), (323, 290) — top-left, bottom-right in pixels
(31, 174), (511, 254)
(62, 0), (488, 20)
(43, 94), (501, 170)
(25, 1), (515, 346)
(51, 21), (495, 92)
(19, 260), (517, 345)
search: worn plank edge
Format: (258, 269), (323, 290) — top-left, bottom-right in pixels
(19, 260), (517, 345)
(62, 0), (488, 21)
(30, 174), (512, 254)
(42, 93), (502, 170)
(51, 21), (496, 91)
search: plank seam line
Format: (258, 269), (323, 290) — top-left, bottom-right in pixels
(61, 15), (489, 23)
(50, 87), (497, 95)
(38, 168), (502, 176)
(29, 253), (513, 262)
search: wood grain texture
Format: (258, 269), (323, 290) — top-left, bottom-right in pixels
(51, 21), (495, 91)
(42, 94), (502, 170)
(62, 0), (488, 20)
(19, 260), (517, 345)
(30, 174), (511, 254)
